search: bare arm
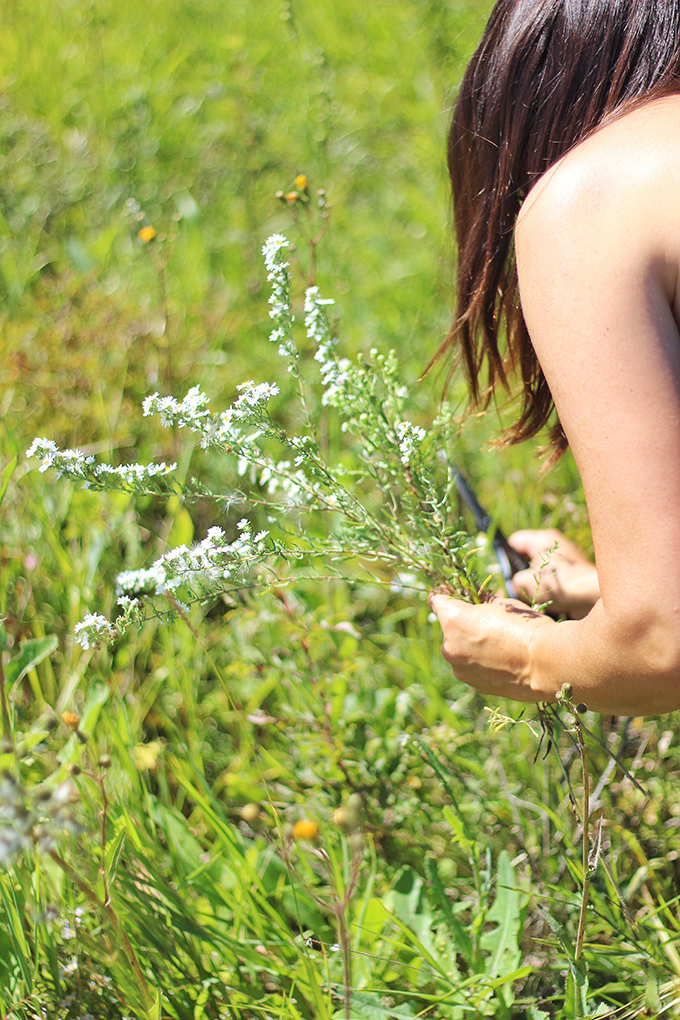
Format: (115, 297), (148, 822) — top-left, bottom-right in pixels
(432, 106), (680, 716)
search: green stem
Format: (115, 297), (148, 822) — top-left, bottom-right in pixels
(47, 849), (154, 1012)
(572, 708), (590, 962)
(0, 657), (10, 739)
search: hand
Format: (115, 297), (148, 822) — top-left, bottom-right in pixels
(509, 529), (600, 620)
(428, 592), (558, 702)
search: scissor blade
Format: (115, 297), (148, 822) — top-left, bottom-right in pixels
(451, 464), (529, 584)
(452, 466), (492, 532)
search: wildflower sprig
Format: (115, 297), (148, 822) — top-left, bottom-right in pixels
(26, 439), (181, 497)
(29, 235), (488, 648)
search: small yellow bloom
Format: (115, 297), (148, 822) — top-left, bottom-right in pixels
(60, 711), (80, 730)
(294, 174), (307, 191)
(284, 192), (299, 203)
(134, 740), (162, 772)
(138, 225), (157, 243)
(293, 818), (319, 841)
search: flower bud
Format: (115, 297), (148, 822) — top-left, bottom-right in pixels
(346, 792), (364, 824)
(98, 754), (112, 770)
(240, 802), (261, 824)
(558, 683), (573, 702)
(333, 807), (350, 829)
(66, 763), (81, 776)
(292, 819), (319, 841)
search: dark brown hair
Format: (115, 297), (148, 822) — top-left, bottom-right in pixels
(441, 0), (680, 452)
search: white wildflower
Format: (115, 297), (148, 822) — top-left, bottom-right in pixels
(73, 613), (115, 650)
(395, 420), (427, 466)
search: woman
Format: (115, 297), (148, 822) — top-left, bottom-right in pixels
(429, 0), (680, 717)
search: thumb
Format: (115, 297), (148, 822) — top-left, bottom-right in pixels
(428, 591), (469, 623)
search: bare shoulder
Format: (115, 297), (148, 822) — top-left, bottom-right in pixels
(516, 95), (680, 277)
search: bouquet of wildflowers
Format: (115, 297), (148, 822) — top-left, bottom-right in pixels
(28, 235), (486, 649)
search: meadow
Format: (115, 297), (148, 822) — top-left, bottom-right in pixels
(2, 0), (680, 1017)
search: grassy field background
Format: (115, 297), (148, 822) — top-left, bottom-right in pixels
(2, 1), (680, 1017)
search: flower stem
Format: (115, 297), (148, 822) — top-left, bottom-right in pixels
(47, 849), (154, 1012)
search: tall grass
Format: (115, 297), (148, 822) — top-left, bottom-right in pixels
(2, 0), (680, 1017)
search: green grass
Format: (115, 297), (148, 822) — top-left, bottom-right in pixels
(2, 0), (680, 1017)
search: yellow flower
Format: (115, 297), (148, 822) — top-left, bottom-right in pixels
(294, 174), (307, 191)
(284, 192), (299, 203)
(138, 225), (157, 243)
(60, 711), (80, 730)
(293, 818), (319, 841)
(134, 741), (162, 772)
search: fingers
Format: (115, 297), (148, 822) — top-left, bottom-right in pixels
(509, 528), (564, 559)
(511, 567), (540, 603)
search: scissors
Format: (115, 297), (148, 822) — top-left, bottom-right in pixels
(450, 464), (529, 600)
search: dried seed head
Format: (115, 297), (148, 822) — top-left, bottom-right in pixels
(576, 703), (588, 714)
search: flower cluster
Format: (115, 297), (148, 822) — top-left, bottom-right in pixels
(395, 420), (427, 466)
(263, 235), (297, 362)
(31, 233), (486, 649)
(26, 439), (178, 495)
(88, 523), (272, 642)
(117, 522), (268, 595)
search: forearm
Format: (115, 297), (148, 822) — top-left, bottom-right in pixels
(529, 601), (680, 716)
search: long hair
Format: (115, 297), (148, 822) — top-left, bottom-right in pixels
(441, 0), (680, 453)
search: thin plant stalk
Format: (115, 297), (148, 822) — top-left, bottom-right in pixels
(0, 658), (10, 739)
(557, 684), (590, 961)
(47, 848), (155, 1012)
(574, 715), (590, 961)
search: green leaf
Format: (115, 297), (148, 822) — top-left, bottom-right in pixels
(427, 857), (473, 965)
(105, 816), (127, 888)
(331, 991), (415, 1020)
(480, 851), (521, 979)
(538, 906), (588, 994)
(0, 455), (17, 511)
(5, 635), (58, 686)
(442, 805), (474, 855)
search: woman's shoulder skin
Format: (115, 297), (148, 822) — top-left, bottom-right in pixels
(517, 96), (680, 318)
(431, 95), (680, 718)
